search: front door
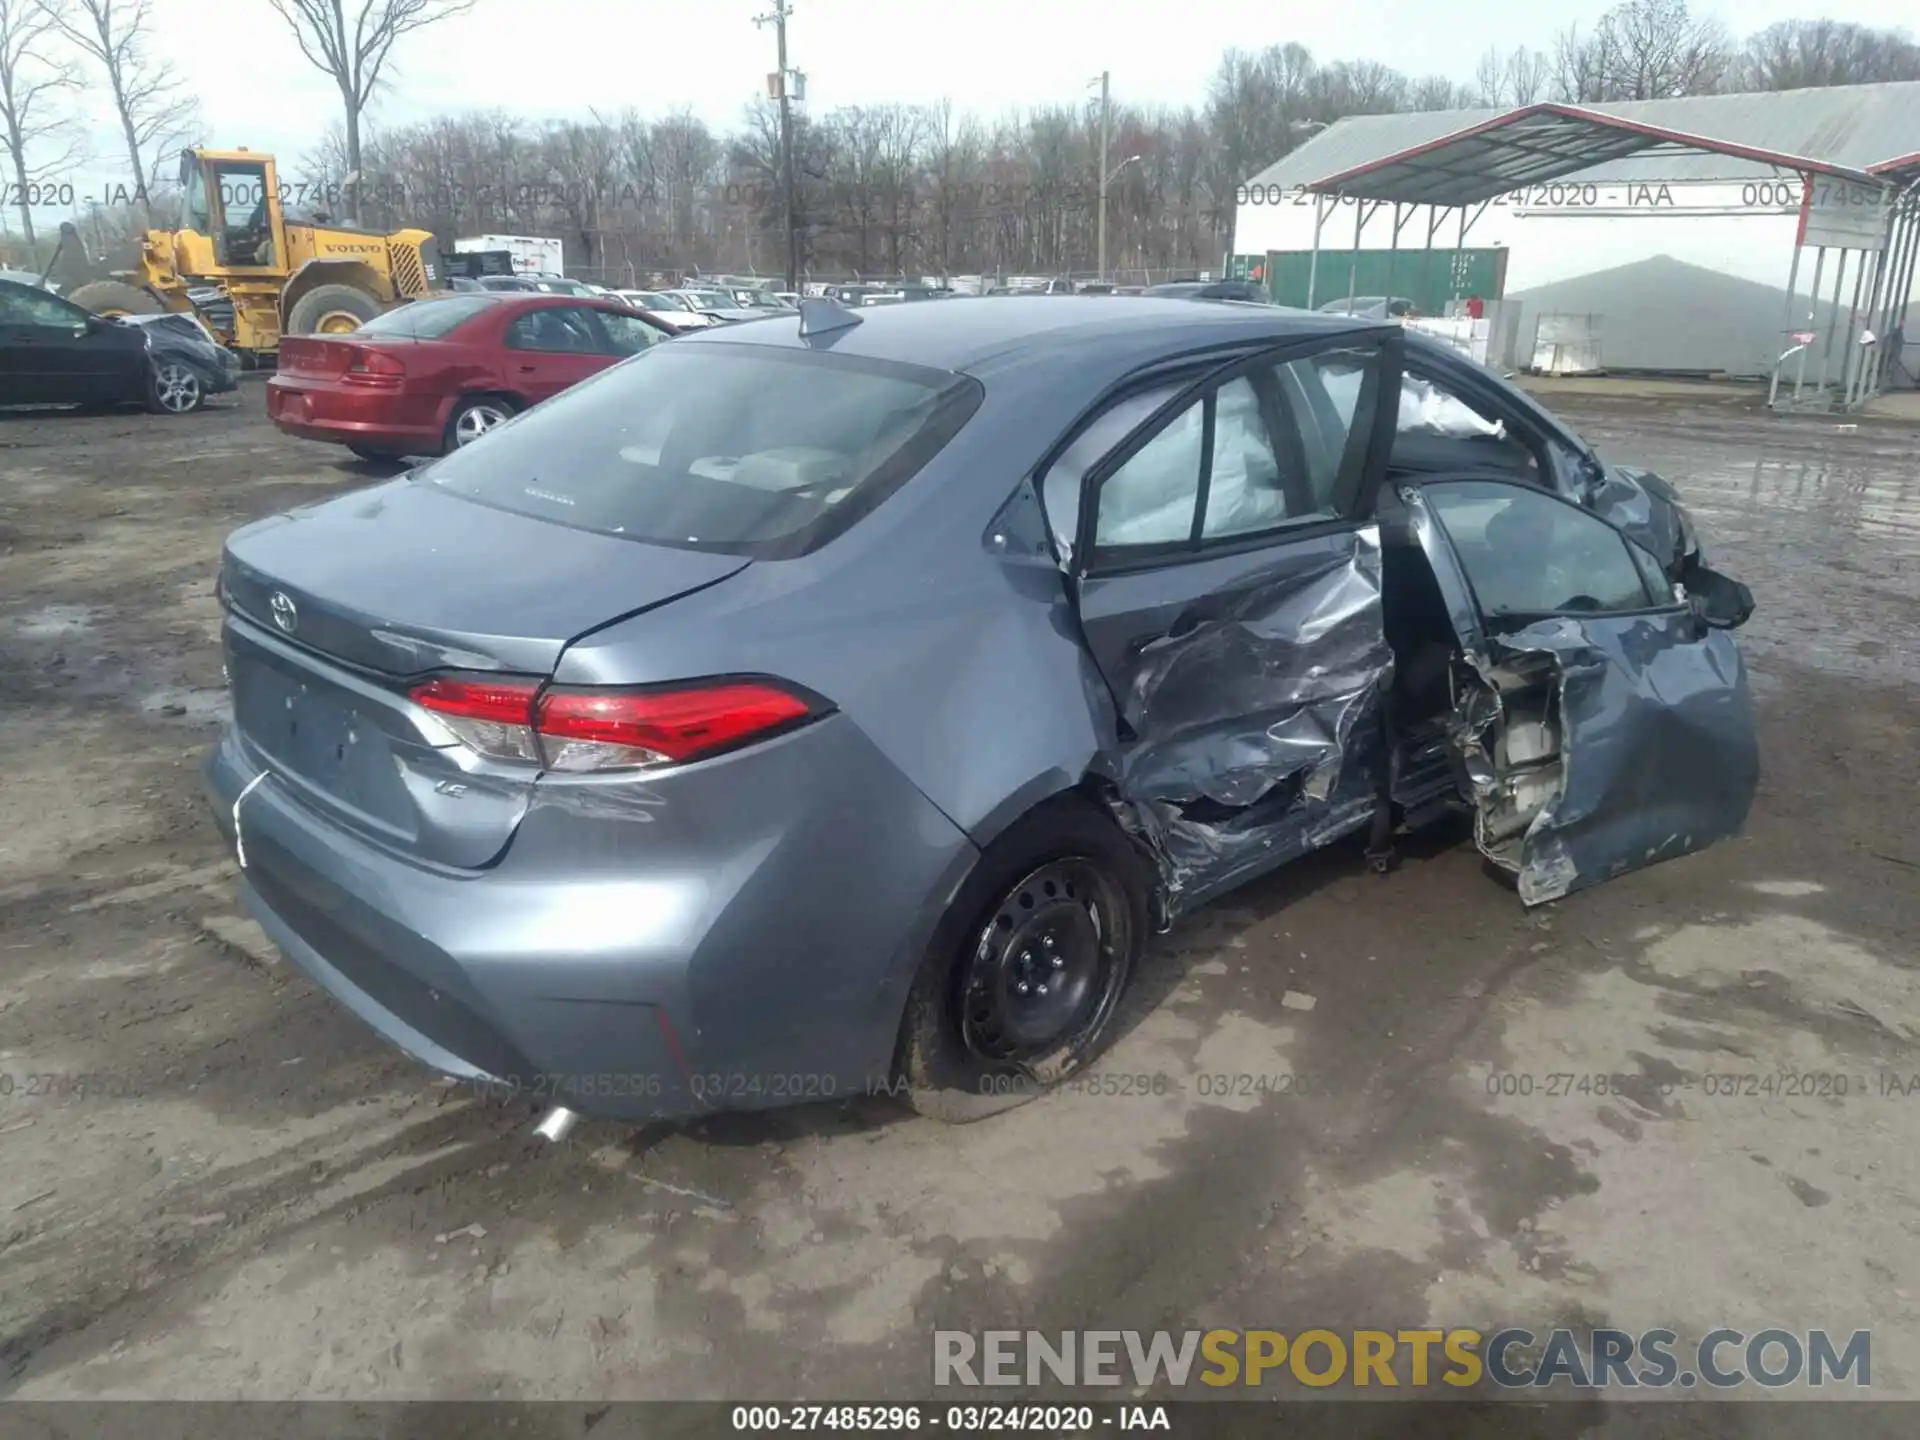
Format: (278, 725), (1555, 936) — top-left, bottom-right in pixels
(1060, 328), (1404, 913)
(1397, 474), (1759, 904)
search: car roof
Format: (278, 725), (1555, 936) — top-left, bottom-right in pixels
(687, 294), (1373, 376)
(401, 292), (623, 313)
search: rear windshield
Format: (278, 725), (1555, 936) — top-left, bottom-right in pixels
(356, 296), (494, 338)
(415, 343), (984, 558)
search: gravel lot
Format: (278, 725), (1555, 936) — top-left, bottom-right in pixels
(1, 381), (1916, 1416)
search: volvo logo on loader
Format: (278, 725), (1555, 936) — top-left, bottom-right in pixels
(269, 591), (299, 634)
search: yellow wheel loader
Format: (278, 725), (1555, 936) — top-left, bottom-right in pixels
(66, 148), (444, 360)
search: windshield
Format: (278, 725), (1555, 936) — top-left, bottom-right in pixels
(416, 344), (984, 557)
(353, 296), (494, 338)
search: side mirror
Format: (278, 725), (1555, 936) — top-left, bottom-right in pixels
(1685, 568), (1755, 631)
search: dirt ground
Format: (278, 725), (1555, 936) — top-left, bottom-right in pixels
(1, 382), (1916, 1417)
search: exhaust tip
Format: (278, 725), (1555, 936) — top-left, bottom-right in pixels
(533, 1106), (578, 1143)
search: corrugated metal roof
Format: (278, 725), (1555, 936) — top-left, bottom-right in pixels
(1303, 103), (1883, 205)
(1245, 81), (1920, 191)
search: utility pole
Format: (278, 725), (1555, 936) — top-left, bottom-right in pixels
(754, 0), (800, 293)
(1096, 70), (1111, 283)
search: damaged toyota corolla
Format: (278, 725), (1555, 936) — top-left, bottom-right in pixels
(205, 297), (1758, 1124)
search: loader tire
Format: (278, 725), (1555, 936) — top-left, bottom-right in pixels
(70, 280), (163, 318)
(287, 283), (380, 336)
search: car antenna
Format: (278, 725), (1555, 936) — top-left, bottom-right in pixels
(797, 295), (862, 338)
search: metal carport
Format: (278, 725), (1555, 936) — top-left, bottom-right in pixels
(1291, 102), (1908, 409)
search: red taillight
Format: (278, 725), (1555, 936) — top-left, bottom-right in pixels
(343, 346), (406, 384)
(410, 676), (543, 763)
(538, 683), (811, 767)
(411, 676), (539, 724)
(408, 676), (816, 772)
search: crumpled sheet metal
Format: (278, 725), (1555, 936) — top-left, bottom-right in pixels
(1481, 614), (1758, 906)
(1107, 527), (1395, 908)
(1581, 464), (1689, 572)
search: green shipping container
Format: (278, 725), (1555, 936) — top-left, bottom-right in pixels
(1261, 248), (1508, 312)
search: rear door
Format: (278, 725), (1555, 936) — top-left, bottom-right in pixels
(1396, 474), (1758, 905)
(502, 305), (612, 402)
(1056, 328), (1403, 911)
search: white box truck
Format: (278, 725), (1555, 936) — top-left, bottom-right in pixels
(453, 235), (564, 276)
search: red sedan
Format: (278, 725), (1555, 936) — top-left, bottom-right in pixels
(267, 292), (675, 459)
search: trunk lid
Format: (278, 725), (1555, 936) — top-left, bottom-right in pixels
(275, 334), (424, 379)
(274, 336), (362, 379)
(220, 479), (750, 866)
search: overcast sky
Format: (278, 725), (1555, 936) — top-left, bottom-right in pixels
(45, 0), (1920, 203)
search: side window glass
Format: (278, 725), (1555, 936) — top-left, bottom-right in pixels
(1200, 376), (1284, 539)
(1039, 382), (1183, 559)
(212, 163), (275, 267)
(1628, 538), (1674, 600)
(504, 313), (541, 349)
(1094, 398), (1205, 550)
(594, 308), (664, 356)
(1204, 347), (1375, 539)
(507, 307), (598, 353)
(1396, 369), (1542, 479)
(5, 286), (84, 328)
(1424, 480), (1659, 618)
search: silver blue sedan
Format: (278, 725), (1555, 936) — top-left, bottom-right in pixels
(204, 297), (1757, 1124)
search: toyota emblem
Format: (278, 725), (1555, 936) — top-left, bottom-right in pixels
(268, 591), (298, 634)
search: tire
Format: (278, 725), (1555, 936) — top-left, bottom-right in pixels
(896, 795), (1150, 1123)
(285, 283), (381, 336)
(444, 395), (516, 451)
(145, 358), (204, 414)
(69, 280), (163, 318)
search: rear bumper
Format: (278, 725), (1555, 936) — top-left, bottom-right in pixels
(266, 378), (445, 451)
(202, 714), (978, 1121)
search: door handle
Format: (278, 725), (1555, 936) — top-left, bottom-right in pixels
(517, 364), (536, 373)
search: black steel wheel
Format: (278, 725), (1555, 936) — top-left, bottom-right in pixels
(897, 795), (1149, 1123)
(959, 858), (1129, 1065)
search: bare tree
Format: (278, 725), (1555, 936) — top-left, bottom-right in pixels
(1593, 0), (1730, 98)
(1409, 75), (1473, 111)
(41, 0), (195, 205)
(1506, 46), (1550, 103)
(1731, 19), (1920, 91)
(0, 0), (80, 245)
(1475, 46), (1506, 106)
(1477, 45), (1551, 105)
(264, 0), (478, 221)
(869, 103), (924, 275)
(1552, 22), (1614, 102)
